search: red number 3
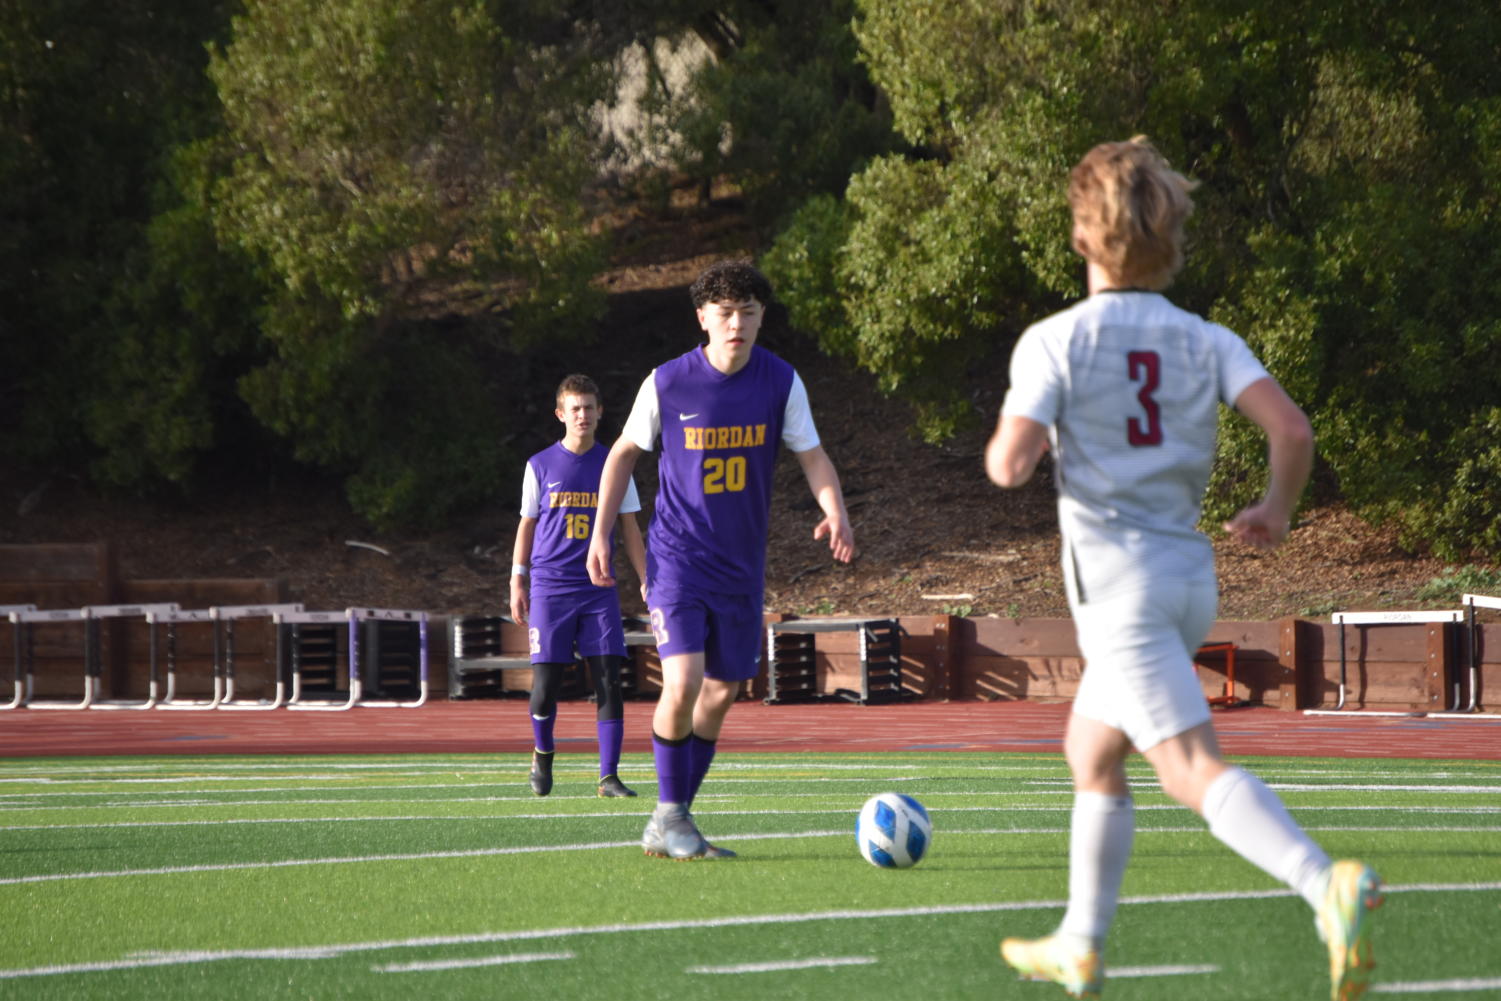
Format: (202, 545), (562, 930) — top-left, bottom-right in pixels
(1126, 351), (1163, 446)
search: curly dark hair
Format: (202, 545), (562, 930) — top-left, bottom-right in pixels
(689, 259), (774, 309)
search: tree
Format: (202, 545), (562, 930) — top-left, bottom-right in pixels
(766, 0), (1501, 556)
(619, 0), (894, 231)
(206, 0), (613, 526)
(0, 0), (242, 477)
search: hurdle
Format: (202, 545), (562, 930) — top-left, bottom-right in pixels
(85, 603), (182, 710)
(1304, 609), (1464, 717)
(350, 607), (429, 708)
(2, 605), (37, 710)
(151, 607), (220, 710)
(216, 603), (303, 711)
(1449, 593), (1501, 718)
(79, 606), (180, 708)
(281, 609), (359, 711)
(766, 618), (907, 704)
(9, 608), (87, 708)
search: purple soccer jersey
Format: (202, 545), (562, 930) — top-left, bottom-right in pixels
(643, 346), (796, 595)
(525, 441), (617, 592)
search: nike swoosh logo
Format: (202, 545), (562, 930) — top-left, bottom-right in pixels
(679, 413), (700, 421)
(546, 481), (562, 489)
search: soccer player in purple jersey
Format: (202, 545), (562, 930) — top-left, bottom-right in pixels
(586, 260), (855, 860)
(510, 374), (648, 799)
(988, 138), (1380, 1001)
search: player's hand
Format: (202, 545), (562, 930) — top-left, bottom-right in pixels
(1223, 501), (1291, 551)
(586, 538), (615, 587)
(509, 578), (529, 625)
(814, 514), (855, 563)
(639, 578), (649, 605)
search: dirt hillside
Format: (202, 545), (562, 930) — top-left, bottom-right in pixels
(0, 204), (1462, 623)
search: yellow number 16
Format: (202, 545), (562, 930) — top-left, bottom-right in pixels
(565, 512), (591, 539)
(703, 456), (747, 494)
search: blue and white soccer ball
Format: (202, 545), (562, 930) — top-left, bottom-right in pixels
(855, 792), (932, 869)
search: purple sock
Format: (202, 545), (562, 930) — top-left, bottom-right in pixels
(530, 713), (555, 754)
(652, 733), (692, 804)
(687, 733), (717, 807)
(597, 718), (623, 779)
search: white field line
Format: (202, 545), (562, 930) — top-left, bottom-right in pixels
(374, 951), (574, 972)
(688, 956), (876, 974)
(7, 781), (1500, 813)
(3, 772), (1498, 799)
(0, 882), (1494, 982)
(4, 805), (1501, 833)
(1372, 976), (1501, 993)
(1111, 964), (1221, 978)
(4, 825), (1500, 886)
(1, 757), (1491, 777)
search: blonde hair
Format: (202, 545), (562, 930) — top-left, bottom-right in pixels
(1068, 136), (1197, 290)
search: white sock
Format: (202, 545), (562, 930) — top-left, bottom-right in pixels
(1202, 767), (1332, 909)
(1059, 791), (1135, 946)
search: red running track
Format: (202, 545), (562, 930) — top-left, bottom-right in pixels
(2, 700), (1499, 760)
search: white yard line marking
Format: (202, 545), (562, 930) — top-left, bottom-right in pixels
(7, 803), (1499, 833)
(1111, 964), (1220, 978)
(0, 883), (1495, 981)
(374, 951), (573, 972)
(5, 826), (1500, 885)
(1372, 976), (1501, 993)
(688, 956), (877, 974)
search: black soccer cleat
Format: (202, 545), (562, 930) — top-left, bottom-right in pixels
(597, 774), (637, 798)
(529, 750), (554, 797)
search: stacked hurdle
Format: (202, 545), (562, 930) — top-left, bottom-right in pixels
(1, 603), (428, 711)
(1305, 601), (1498, 718)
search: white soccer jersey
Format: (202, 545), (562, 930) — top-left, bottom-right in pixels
(1001, 290), (1270, 604)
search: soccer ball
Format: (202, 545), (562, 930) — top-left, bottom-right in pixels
(855, 792), (932, 869)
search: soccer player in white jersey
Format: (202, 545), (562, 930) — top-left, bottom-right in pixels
(586, 259), (855, 860)
(987, 137), (1381, 1001)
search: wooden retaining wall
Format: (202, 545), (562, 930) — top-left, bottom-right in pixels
(2, 544), (1493, 713)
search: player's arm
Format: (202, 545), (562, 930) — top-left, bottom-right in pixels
(587, 437), (644, 586)
(509, 516), (537, 625)
(1222, 376), (1314, 550)
(794, 444), (855, 563)
(986, 414), (1050, 488)
(617, 511), (648, 603)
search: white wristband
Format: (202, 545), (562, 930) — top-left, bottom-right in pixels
(511, 563), (528, 577)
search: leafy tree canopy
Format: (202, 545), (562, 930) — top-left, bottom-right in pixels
(766, 0), (1501, 556)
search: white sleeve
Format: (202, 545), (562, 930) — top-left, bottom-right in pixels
(1000, 323), (1063, 427)
(621, 476), (643, 514)
(621, 372), (662, 452)
(1214, 324), (1273, 408)
(781, 372), (821, 453)
(519, 461), (541, 518)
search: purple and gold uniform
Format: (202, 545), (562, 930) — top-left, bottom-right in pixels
(621, 345), (819, 679)
(520, 441), (641, 663)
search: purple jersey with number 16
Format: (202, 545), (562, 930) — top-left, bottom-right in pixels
(524, 442), (620, 593)
(629, 345), (796, 595)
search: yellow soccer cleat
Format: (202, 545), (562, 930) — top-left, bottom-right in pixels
(1000, 934), (1104, 999)
(1316, 860), (1384, 1001)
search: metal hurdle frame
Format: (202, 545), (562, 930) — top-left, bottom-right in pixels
(350, 607), (429, 708)
(216, 603), (303, 711)
(12, 607), (91, 709)
(2, 605), (37, 710)
(1304, 609), (1464, 717)
(151, 608), (220, 710)
(1450, 593), (1501, 718)
(283, 608), (360, 711)
(83, 603), (181, 710)
(10, 606), (86, 708)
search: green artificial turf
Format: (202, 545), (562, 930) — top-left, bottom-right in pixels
(0, 752), (1497, 1000)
